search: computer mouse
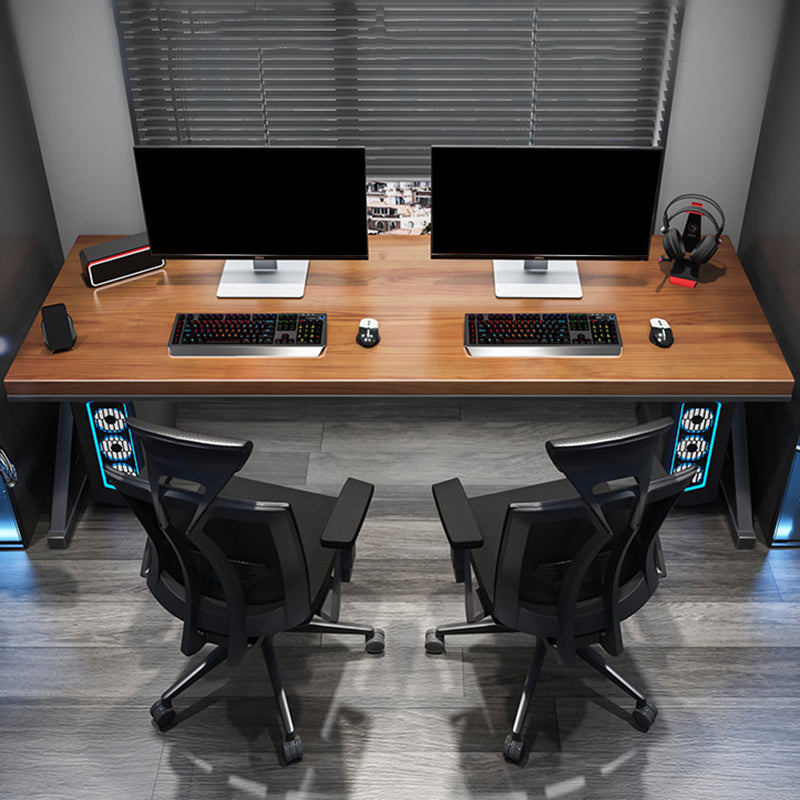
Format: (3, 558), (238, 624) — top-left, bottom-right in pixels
(649, 317), (674, 348)
(356, 317), (380, 348)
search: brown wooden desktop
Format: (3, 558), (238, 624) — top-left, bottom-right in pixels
(4, 234), (794, 548)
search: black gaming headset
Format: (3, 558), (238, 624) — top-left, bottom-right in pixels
(661, 194), (725, 266)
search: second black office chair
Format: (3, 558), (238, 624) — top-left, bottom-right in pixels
(426, 417), (696, 762)
(105, 417), (384, 764)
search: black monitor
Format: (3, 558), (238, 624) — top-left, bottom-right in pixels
(133, 145), (369, 298)
(430, 146), (664, 298)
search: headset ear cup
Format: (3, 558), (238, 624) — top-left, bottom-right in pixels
(662, 228), (685, 261)
(688, 235), (717, 265)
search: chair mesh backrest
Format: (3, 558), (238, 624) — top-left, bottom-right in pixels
(495, 418), (695, 663)
(106, 418), (307, 665)
(545, 417), (675, 536)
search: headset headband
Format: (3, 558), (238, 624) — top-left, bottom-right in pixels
(664, 206), (723, 241)
(662, 194), (725, 240)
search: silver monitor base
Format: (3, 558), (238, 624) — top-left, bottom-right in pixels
(216, 259), (309, 298)
(493, 259), (583, 299)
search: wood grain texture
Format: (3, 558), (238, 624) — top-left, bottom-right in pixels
(3, 235), (794, 399)
(2, 398), (800, 799)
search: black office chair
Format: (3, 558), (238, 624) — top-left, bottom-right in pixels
(105, 417), (384, 764)
(425, 417), (696, 763)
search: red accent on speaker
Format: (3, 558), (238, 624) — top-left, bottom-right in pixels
(90, 245), (150, 264)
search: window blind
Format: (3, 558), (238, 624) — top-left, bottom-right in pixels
(115, 0), (684, 179)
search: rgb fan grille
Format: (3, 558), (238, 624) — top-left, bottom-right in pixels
(669, 403), (721, 490)
(85, 402), (140, 488)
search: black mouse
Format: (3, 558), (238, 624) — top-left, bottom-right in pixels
(356, 317), (380, 348)
(649, 317), (674, 348)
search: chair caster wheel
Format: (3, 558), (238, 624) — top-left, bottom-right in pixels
(366, 628), (385, 654)
(283, 735), (303, 763)
(424, 628), (445, 654)
(150, 700), (175, 731)
(503, 733), (523, 763)
(633, 700), (657, 731)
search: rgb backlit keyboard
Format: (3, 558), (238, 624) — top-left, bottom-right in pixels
(168, 312), (326, 357)
(464, 312), (621, 356)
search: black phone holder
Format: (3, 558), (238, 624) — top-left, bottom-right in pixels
(41, 303), (77, 352)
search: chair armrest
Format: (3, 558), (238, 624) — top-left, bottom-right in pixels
(321, 477), (375, 548)
(432, 478), (483, 549)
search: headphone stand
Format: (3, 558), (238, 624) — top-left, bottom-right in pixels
(660, 194), (725, 288)
(669, 258), (700, 288)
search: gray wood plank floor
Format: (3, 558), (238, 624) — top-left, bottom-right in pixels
(2, 398), (799, 799)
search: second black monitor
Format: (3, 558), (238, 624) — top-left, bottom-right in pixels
(431, 146), (664, 298)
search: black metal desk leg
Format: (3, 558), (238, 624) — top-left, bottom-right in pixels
(47, 401), (87, 549)
(720, 402), (756, 549)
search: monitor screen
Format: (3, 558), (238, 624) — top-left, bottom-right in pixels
(133, 145), (368, 297)
(430, 146), (664, 298)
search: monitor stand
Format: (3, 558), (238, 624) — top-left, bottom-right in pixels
(216, 259), (309, 298)
(493, 259), (583, 299)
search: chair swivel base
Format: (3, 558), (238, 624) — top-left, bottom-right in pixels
(150, 697), (306, 765)
(425, 628), (658, 762)
(149, 628), (385, 763)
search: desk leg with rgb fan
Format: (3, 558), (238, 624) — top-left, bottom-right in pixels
(47, 400), (174, 548)
(663, 402), (754, 549)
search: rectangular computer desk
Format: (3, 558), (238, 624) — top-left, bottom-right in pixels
(4, 234), (795, 548)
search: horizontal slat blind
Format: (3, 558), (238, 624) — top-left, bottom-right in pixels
(531, 4), (680, 146)
(115, 0), (683, 178)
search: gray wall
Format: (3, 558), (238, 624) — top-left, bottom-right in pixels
(659, 0), (784, 247)
(6, 0), (787, 254)
(7, 0), (142, 254)
(0, 0), (64, 538)
(740, 1), (800, 373)
(739, 1), (800, 540)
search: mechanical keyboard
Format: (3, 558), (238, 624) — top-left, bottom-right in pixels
(168, 312), (326, 357)
(464, 312), (621, 357)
